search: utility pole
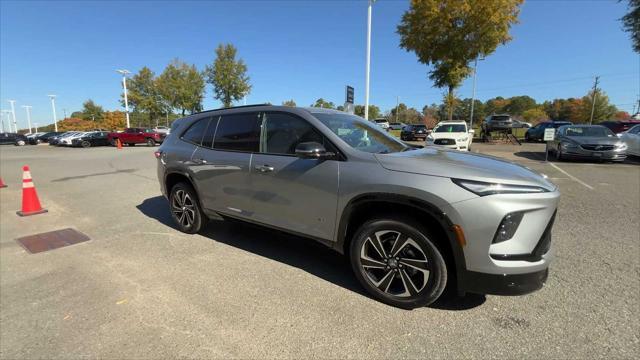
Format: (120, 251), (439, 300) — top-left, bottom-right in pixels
(364, 0), (375, 121)
(116, 69), (131, 128)
(469, 57), (480, 130)
(48, 95), (58, 132)
(8, 100), (17, 132)
(22, 105), (33, 134)
(63, 108), (67, 119)
(395, 96), (399, 123)
(589, 76), (599, 125)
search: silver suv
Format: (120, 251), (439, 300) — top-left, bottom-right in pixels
(156, 105), (559, 309)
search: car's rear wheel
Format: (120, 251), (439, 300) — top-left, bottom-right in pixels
(350, 219), (447, 309)
(169, 182), (206, 234)
(146, 138), (155, 147)
(555, 147), (563, 161)
(81, 141), (91, 148)
(110, 139), (118, 146)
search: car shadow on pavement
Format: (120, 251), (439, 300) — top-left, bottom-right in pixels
(513, 151), (546, 161)
(137, 195), (486, 311)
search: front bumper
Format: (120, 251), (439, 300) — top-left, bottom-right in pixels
(563, 148), (626, 161)
(426, 139), (469, 151)
(459, 268), (548, 295)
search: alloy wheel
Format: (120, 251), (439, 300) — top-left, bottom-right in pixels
(359, 230), (430, 298)
(171, 189), (196, 228)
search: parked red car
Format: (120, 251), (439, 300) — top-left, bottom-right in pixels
(599, 120), (640, 134)
(107, 128), (166, 146)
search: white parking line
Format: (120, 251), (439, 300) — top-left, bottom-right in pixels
(548, 162), (594, 190)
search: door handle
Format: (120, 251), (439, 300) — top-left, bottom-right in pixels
(255, 165), (274, 173)
(192, 158), (208, 165)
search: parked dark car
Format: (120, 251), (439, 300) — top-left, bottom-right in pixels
(400, 124), (428, 141)
(38, 131), (64, 143)
(71, 131), (110, 148)
(548, 125), (626, 162)
(481, 114), (513, 133)
(525, 121), (573, 142)
(599, 120), (640, 134)
(0, 132), (28, 146)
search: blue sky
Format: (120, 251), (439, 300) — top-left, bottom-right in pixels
(1, 0), (638, 129)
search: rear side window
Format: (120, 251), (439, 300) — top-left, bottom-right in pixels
(213, 112), (261, 152)
(260, 112), (324, 155)
(201, 116), (219, 148)
(181, 118), (210, 145)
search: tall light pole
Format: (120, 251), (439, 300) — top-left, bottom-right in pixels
(469, 57), (484, 130)
(34, 123), (39, 132)
(48, 95), (58, 132)
(22, 105), (33, 134)
(8, 100), (17, 132)
(116, 69), (131, 128)
(364, 0), (374, 121)
(0, 110), (9, 132)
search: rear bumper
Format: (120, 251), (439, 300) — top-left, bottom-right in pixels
(459, 268), (548, 295)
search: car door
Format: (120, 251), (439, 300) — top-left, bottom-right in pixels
(190, 112), (260, 218)
(250, 111), (339, 240)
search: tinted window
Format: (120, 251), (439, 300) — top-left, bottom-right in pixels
(261, 112), (324, 155)
(213, 112), (261, 152)
(201, 116), (219, 148)
(491, 116), (511, 121)
(181, 118), (210, 145)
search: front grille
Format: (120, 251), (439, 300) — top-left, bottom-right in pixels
(434, 139), (456, 145)
(581, 144), (614, 151)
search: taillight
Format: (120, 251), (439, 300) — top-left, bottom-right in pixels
(154, 151), (162, 159)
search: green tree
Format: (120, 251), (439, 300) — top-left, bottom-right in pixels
(158, 59), (205, 116)
(485, 96), (510, 115)
(355, 104), (381, 119)
(621, 0), (639, 53)
(581, 89), (618, 123)
(282, 99), (297, 107)
(456, 98), (485, 124)
(205, 43), (251, 107)
(504, 95), (537, 115)
(398, 0), (523, 120)
(125, 67), (164, 125)
(390, 103), (408, 121)
(311, 98), (335, 109)
(81, 99), (104, 121)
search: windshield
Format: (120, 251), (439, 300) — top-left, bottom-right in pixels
(374, 119), (388, 123)
(564, 126), (615, 137)
(492, 116), (511, 121)
(434, 124), (466, 133)
(313, 113), (408, 154)
(553, 122), (571, 128)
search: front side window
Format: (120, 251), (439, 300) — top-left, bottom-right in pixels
(260, 112), (324, 155)
(313, 113), (407, 154)
(213, 112), (261, 152)
(181, 118), (210, 145)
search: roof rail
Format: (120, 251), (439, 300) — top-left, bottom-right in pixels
(196, 103), (272, 115)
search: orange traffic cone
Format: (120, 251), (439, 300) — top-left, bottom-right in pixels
(0, 177), (7, 188)
(117, 138), (123, 150)
(17, 165), (47, 217)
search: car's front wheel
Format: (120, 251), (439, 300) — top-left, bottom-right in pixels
(169, 182), (206, 234)
(81, 141), (91, 148)
(350, 218), (447, 309)
(146, 138), (155, 147)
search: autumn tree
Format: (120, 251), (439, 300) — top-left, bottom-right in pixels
(398, 0), (523, 120)
(282, 99), (297, 107)
(621, 0), (639, 52)
(522, 107), (548, 124)
(158, 59), (205, 115)
(205, 44), (251, 107)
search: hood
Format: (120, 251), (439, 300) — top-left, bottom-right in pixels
(374, 147), (555, 190)
(565, 136), (621, 145)
(429, 131), (468, 139)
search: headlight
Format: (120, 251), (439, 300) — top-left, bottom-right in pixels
(452, 179), (550, 196)
(615, 143), (627, 150)
(561, 142), (577, 149)
(457, 137), (468, 142)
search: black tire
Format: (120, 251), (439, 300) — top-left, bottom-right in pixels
(350, 218), (447, 309)
(169, 182), (207, 234)
(81, 141), (91, 148)
(110, 139), (118, 146)
(524, 133), (530, 142)
(146, 138), (155, 147)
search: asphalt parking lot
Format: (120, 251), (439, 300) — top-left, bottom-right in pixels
(1, 143), (638, 358)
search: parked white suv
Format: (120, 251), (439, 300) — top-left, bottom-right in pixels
(373, 119), (390, 130)
(426, 121), (473, 151)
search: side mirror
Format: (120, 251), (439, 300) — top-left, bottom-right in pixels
(295, 142), (334, 159)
